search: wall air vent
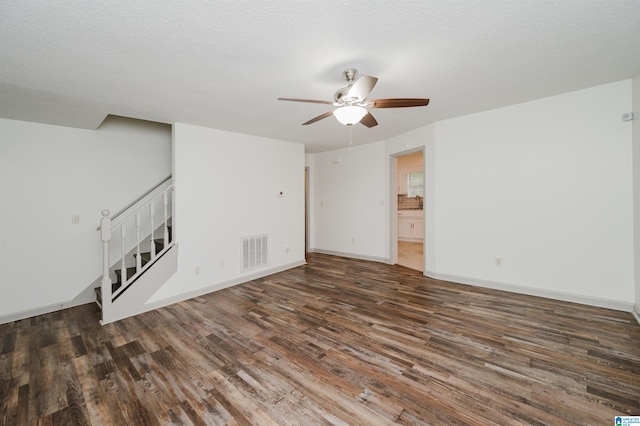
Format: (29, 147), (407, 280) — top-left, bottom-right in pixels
(241, 234), (268, 271)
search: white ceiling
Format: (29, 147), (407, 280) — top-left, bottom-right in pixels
(2, 1), (640, 153)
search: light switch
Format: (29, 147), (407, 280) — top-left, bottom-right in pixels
(72, 215), (80, 224)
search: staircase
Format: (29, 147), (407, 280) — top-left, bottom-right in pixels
(96, 176), (178, 325)
(95, 226), (172, 306)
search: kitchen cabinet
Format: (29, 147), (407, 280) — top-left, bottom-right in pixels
(398, 210), (424, 241)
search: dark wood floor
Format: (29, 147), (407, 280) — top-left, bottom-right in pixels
(1, 253), (639, 425)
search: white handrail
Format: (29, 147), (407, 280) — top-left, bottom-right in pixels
(96, 174), (172, 231)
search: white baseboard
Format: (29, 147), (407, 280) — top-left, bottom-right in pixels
(4, 258), (636, 325)
(309, 248), (389, 264)
(306, 251), (634, 314)
(0, 259), (305, 326)
(139, 259), (307, 315)
(425, 269), (634, 313)
(0, 297), (92, 325)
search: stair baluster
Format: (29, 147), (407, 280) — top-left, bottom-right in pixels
(149, 202), (156, 261)
(163, 191), (169, 248)
(135, 212), (142, 272)
(120, 225), (127, 288)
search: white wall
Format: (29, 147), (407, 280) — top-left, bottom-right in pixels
(310, 80), (634, 310)
(633, 74), (640, 316)
(308, 141), (388, 261)
(147, 123), (305, 304)
(433, 80), (633, 307)
(0, 116), (171, 321)
(2, 78), (634, 322)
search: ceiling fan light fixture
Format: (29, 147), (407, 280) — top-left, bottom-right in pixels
(333, 105), (367, 125)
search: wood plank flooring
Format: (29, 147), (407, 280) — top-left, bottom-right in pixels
(1, 252), (639, 425)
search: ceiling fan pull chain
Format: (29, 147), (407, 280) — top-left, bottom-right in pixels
(348, 124), (353, 151)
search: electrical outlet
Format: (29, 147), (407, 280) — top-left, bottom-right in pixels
(220, 261), (225, 269)
(495, 257), (502, 266)
(352, 238), (356, 244)
(195, 266), (200, 275)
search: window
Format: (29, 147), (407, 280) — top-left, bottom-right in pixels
(407, 172), (424, 197)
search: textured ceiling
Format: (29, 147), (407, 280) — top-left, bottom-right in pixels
(1, 1), (640, 152)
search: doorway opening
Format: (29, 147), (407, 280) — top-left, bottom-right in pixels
(394, 150), (424, 272)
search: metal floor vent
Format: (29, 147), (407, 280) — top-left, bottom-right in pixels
(241, 234), (268, 271)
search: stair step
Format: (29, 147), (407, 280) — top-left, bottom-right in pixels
(94, 271), (130, 305)
(154, 238), (173, 252)
(115, 266), (137, 277)
(95, 281), (121, 299)
(114, 267), (138, 288)
(133, 252), (152, 267)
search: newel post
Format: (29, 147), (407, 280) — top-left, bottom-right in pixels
(100, 209), (112, 318)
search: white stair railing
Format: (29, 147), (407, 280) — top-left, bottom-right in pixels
(98, 179), (174, 315)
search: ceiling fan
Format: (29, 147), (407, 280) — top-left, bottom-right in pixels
(278, 69), (430, 127)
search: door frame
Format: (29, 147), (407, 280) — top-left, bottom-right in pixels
(390, 147), (425, 269)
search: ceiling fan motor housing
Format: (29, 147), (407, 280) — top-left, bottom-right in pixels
(334, 87), (351, 104)
(334, 69), (359, 104)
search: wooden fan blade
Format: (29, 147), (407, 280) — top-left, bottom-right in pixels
(302, 111), (334, 125)
(360, 112), (378, 128)
(278, 97), (333, 105)
(370, 98), (430, 108)
(347, 75), (378, 101)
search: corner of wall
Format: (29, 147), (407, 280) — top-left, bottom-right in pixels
(633, 74), (640, 311)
